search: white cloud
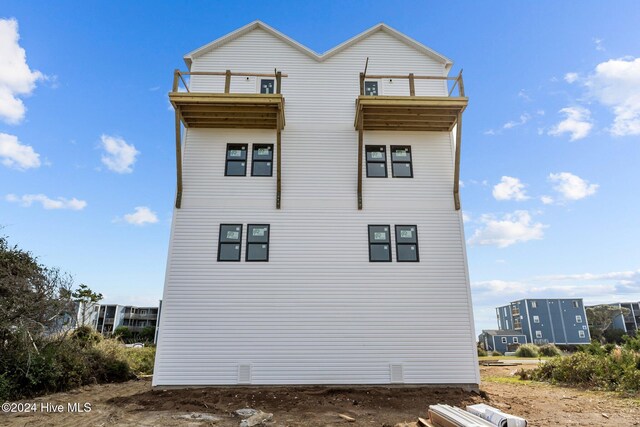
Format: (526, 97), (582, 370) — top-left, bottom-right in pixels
(6, 193), (86, 210)
(468, 210), (547, 248)
(564, 72), (579, 83)
(503, 113), (531, 129)
(492, 176), (529, 201)
(548, 172), (598, 201)
(0, 132), (40, 170)
(593, 38), (605, 52)
(548, 106), (593, 141)
(100, 134), (139, 173)
(584, 57), (640, 136)
(517, 89), (531, 101)
(540, 195), (554, 205)
(462, 212), (471, 223)
(123, 206), (158, 226)
(0, 18), (44, 124)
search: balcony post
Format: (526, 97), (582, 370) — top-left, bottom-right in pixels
(453, 111), (462, 210)
(224, 69), (231, 93)
(276, 71), (282, 94)
(357, 112), (363, 210)
(276, 112), (282, 209)
(359, 72), (365, 96)
(409, 73), (415, 96)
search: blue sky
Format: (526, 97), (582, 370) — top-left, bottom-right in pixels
(1, 1), (639, 333)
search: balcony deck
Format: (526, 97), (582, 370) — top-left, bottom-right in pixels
(355, 96), (467, 131)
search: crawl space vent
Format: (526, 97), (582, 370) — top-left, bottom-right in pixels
(390, 363), (404, 383)
(238, 364), (252, 384)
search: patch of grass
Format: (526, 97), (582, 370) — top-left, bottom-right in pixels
(483, 375), (533, 385)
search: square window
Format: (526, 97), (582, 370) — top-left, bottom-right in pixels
(364, 81), (378, 96)
(251, 145), (274, 177)
(368, 225), (391, 262)
(535, 330), (542, 339)
(531, 301), (537, 308)
(533, 315), (540, 323)
(365, 146), (387, 178)
(501, 337), (507, 344)
(218, 224), (242, 261)
(246, 224), (270, 262)
(395, 225), (419, 262)
(513, 337), (519, 343)
(225, 144), (248, 176)
(576, 315), (582, 323)
(260, 79), (275, 94)
(578, 330), (585, 338)
(573, 300), (579, 308)
(390, 146), (413, 178)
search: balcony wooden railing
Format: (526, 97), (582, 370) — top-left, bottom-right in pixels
(170, 70), (287, 210)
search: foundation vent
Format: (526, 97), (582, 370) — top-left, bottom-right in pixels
(238, 364), (252, 384)
(390, 363), (404, 383)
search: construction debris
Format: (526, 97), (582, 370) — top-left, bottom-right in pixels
(429, 404), (494, 427)
(466, 404), (527, 427)
(338, 413), (356, 422)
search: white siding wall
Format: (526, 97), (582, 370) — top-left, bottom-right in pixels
(154, 28), (479, 386)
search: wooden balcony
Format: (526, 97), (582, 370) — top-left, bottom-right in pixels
(170, 70), (285, 130)
(170, 70), (286, 210)
(355, 71), (467, 210)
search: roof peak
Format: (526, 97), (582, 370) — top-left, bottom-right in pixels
(184, 20), (452, 70)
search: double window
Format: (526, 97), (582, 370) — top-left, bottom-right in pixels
(368, 224), (419, 262)
(218, 224), (270, 262)
(366, 145), (413, 178)
(225, 144), (273, 177)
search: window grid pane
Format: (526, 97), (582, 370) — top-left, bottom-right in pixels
(395, 225), (419, 262)
(225, 144), (248, 176)
(246, 224), (269, 261)
(368, 225), (391, 262)
(218, 224), (242, 261)
(391, 146), (413, 178)
(365, 146), (387, 178)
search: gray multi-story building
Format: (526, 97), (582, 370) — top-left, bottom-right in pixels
(496, 298), (591, 345)
(587, 301), (640, 334)
(94, 304), (159, 338)
(478, 330), (528, 354)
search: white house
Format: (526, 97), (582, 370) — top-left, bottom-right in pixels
(153, 21), (479, 388)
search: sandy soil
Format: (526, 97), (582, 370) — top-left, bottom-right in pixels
(2, 364), (639, 426)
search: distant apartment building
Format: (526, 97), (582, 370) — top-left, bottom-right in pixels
(496, 298), (591, 345)
(587, 301), (640, 334)
(94, 304), (159, 337)
(478, 330), (527, 354)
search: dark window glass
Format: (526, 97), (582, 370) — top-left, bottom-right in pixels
(246, 224), (269, 261)
(251, 144), (273, 176)
(366, 145), (387, 178)
(218, 224), (242, 261)
(395, 225), (419, 262)
(368, 225), (391, 262)
(391, 146), (413, 178)
(260, 79), (275, 94)
(225, 144), (247, 176)
(364, 81), (378, 96)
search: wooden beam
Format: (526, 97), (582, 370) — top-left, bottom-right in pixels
(181, 112), (277, 119)
(276, 70), (282, 94)
(409, 73), (415, 96)
(189, 123), (276, 129)
(224, 69), (231, 93)
(172, 69), (180, 92)
(359, 72), (365, 96)
(276, 114), (282, 209)
(357, 112), (363, 210)
(182, 71), (288, 78)
(174, 110), (183, 209)
(453, 112), (462, 211)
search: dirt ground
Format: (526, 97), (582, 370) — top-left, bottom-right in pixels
(2, 364), (639, 427)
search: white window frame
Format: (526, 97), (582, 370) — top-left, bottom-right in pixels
(513, 337), (519, 343)
(573, 300), (579, 308)
(576, 315), (582, 323)
(578, 330), (585, 338)
(531, 301), (537, 308)
(535, 330), (542, 339)
(533, 315), (540, 323)
(501, 337), (507, 344)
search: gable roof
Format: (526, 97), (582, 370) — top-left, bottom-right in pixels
(184, 20), (453, 71)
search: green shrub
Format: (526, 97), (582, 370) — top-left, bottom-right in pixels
(124, 347), (155, 375)
(71, 326), (102, 347)
(477, 346), (487, 357)
(524, 349), (640, 392)
(538, 344), (562, 357)
(623, 335), (640, 352)
(491, 351), (502, 356)
(515, 344), (539, 358)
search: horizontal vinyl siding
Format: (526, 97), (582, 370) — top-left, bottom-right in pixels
(154, 28), (478, 386)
